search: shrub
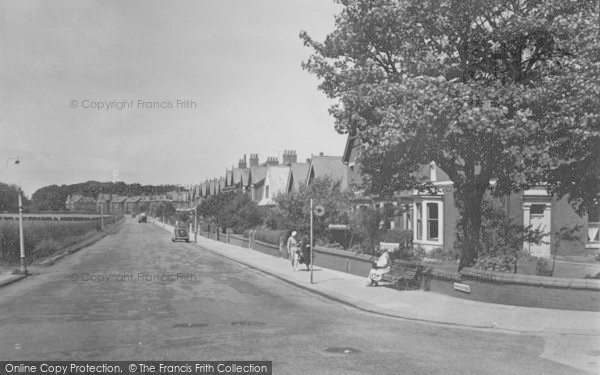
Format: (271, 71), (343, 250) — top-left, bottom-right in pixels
(252, 229), (289, 245)
(32, 238), (61, 260)
(466, 198), (545, 273)
(535, 258), (554, 276)
(473, 254), (516, 273)
(427, 247), (446, 260)
(348, 207), (381, 253)
(378, 229), (412, 246)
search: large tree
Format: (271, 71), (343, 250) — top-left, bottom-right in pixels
(301, 0), (600, 269)
(267, 176), (351, 240)
(0, 182), (29, 212)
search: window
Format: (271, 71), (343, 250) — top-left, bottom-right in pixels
(530, 204), (545, 215)
(265, 186), (270, 199)
(404, 205), (412, 231)
(416, 203), (422, 240)
(427, 203), (439, 241)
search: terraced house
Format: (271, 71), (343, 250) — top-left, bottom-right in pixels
(342, 134), (600, 258)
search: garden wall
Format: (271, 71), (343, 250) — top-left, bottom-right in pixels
(429, 267), (600, 312)
(311, 246), (374, 277)
(188, 223), (600, 311)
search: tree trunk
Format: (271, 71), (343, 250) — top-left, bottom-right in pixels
(457, 190), (484, 272)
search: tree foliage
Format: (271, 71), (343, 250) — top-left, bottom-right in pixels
(31, 181), (179, 212)
(197, 192), (262, 233)
(31, 184), (67, 212)
(301, 0), (600, 269)
(470, 198), (545, 273)
(348, 206), (382, 252)
(0, 182), (29, 212)
(266, 176), (351, 241)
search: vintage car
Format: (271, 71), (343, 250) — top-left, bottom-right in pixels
(138, 213), (147, 223)
(172, 223), (189, 242)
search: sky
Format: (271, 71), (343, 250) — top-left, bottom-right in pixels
(0, 0), (345, 196)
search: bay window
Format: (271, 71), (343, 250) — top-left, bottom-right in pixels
(416, 203), (422, 240)
(427, 202), (439, 241)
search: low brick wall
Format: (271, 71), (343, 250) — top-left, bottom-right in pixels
(228, 234), (249, 249)
(251, 239), (281, 258)
(192, 225), (600, 311)
(429, 268), (600, 312)
(312, 246), (374, 277)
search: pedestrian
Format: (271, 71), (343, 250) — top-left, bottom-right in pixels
(286, 231), (300, 271)
(366, 245), (393, 287)
(300, 235), (311, 271)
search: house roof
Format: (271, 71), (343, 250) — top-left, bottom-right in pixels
(342, 134), (360, 164)
(287, 162), (309, 192)
(232, 168), (248, 186)
(414, 162), (451, 183)
(97, 193), (112, 201)
(258, 166), (291, 206)
(68, 195), (96, 203)
(307, 155), (348, 190)
(250, 166), (267, 185)
(240, 169), (250, 186)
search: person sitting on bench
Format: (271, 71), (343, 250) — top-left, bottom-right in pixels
(366, 246), (393, 287)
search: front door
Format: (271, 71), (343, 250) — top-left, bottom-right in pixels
(527, 203), (551, 258)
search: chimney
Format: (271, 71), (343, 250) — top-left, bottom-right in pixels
(429, 161), (437, 182)
(249, 154), (259, 167)
(265, 156), (279, 166)
(282, 150), (297, 165)
(238, 154), (247, 169)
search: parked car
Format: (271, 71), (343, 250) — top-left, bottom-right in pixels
(138, 213), (147, 223)
(172, 223), (189, 242)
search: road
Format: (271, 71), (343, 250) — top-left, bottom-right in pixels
(0, 219), (593, 374)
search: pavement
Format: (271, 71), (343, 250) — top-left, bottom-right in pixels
(156, 222), (600, 336)
(0, 267), (27, 288)
(1, 221), (599, 336)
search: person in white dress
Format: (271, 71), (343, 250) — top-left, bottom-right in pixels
(366, 247), (392, 286)
(286, 231), (300, 271)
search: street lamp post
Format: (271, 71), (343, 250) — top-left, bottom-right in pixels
(5, 156), (26, 274)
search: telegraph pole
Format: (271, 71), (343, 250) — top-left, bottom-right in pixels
(310, 198), (314, 284)
(100, 203), (104, 231)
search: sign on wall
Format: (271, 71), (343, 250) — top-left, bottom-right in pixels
(453, 282), (471, 294)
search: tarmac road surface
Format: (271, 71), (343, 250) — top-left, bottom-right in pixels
(0, 219), (593, 374)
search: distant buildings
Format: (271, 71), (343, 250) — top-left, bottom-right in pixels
(65, 191), (186, 215)
(65, 195), (97, 213)
(191, 150), (348, 207)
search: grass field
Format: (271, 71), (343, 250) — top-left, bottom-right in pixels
(0, 216), (120, 265)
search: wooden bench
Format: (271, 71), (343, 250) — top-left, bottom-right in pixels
(382, 263), (425, 290)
